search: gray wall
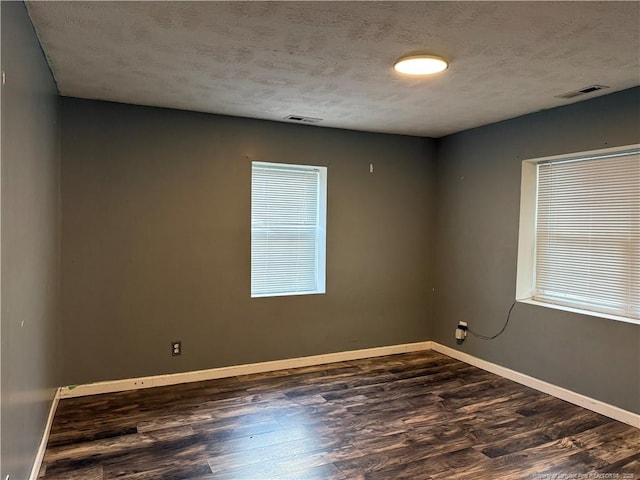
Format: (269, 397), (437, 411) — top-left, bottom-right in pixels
(1, 2), (61, 479)
(434, 87), (640, 413)
(60, 90), (639, 413)
(60, 98), (437, 385)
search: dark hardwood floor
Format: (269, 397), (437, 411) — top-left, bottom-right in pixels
(38, 351), (640, 480)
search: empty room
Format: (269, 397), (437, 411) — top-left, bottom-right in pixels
(2, 1), (639, 479)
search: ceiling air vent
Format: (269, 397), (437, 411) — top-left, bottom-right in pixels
(556, 85), (610, 99)
(284, 115), (322, 124)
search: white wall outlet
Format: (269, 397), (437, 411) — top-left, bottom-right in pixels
(455, 321), (468, 345)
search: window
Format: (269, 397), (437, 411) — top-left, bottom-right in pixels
(516, 146), (639, 323)
(251, 161), (327, 297)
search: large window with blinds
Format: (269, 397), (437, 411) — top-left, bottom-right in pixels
(251, 161), (327, 298)
(516, 146), (639, 323)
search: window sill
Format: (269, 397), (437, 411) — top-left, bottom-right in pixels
(517, 298), (640, 326)
(251, 290), (325, 299)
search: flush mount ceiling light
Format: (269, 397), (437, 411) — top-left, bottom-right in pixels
(393, 54), (449, 75)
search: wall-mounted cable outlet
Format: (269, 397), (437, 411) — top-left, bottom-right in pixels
(455, 321), (468, 345)
(171, 341), (182, 356)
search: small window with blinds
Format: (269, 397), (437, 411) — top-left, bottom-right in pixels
(251, 161), (327, 298)
(516, 145), (639, 323)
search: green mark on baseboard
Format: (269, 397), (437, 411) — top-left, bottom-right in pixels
(66, 383), (96, 390)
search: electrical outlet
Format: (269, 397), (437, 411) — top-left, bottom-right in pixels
(455, 321), (468, 345)
(171, 341), (182, 356)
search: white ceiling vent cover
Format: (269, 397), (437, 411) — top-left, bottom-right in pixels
(284, 115), (322, 124)
(556, 85), (610, 99)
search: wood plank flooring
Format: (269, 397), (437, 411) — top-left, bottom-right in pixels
(38, 351), (640, 479)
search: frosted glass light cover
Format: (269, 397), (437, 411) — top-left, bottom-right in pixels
(394, 55), (448, 75)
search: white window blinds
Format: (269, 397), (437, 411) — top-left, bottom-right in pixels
(534, 152), (640, 319)
(251, 162), (327, 297)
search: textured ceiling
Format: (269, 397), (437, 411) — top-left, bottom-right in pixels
(26, 1), (640, 137)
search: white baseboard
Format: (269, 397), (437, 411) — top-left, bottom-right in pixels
(57, 339), (640, 429)
(60, 341), (433, 398)
(430, 342), (640, 429)
(33, 340), (638, 479)
(29, 387), (61, 480)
